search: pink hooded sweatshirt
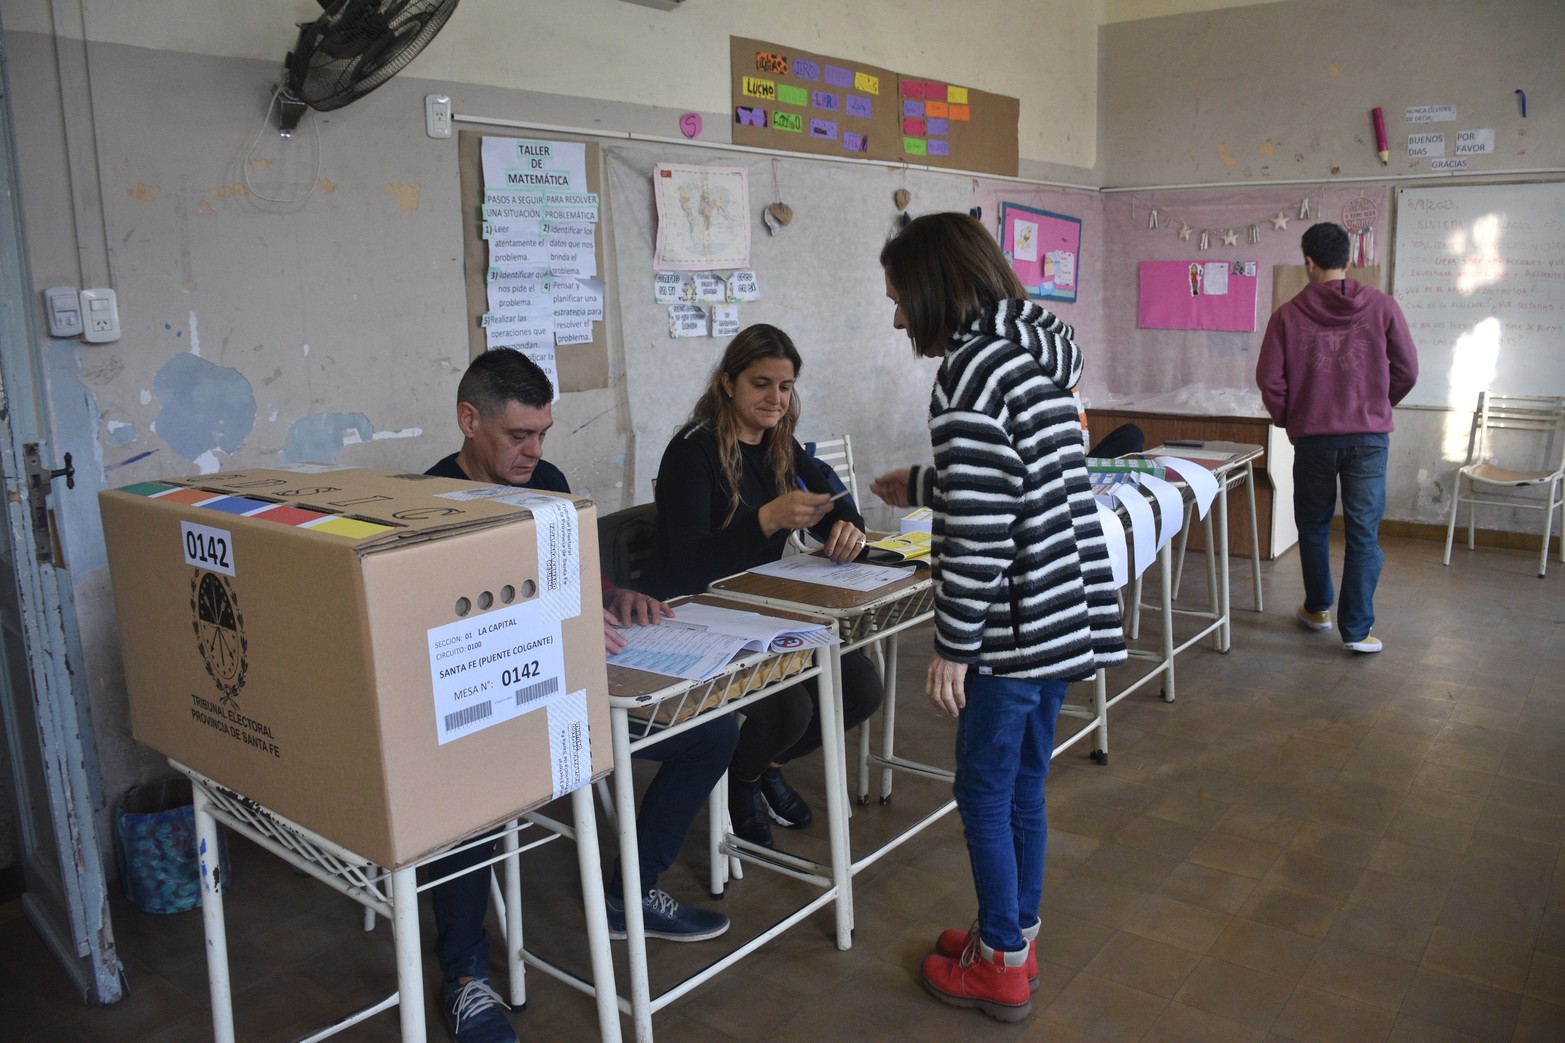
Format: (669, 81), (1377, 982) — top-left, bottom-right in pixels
(1256, 277), (1418, 441)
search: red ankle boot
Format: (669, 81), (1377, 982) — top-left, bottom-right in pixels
(920, 934), (1032, 1022)
(935, 924), (1038, 992)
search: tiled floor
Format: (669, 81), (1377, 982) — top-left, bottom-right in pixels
(3, 533), (1563, 1041)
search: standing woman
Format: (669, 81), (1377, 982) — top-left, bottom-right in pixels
(648, 324), (884, 850)
(871, 213), (1125, 1022)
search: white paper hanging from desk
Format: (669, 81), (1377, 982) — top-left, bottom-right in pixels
(747, 555), (911, 592)
(1107, 485), (1157, 579)
(1139, 474), (1185, 549)
(1095, 502), (1129, 589)
(1154, 456), (1219, 519)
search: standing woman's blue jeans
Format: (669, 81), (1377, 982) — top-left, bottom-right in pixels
(952, 673), (1069, 954)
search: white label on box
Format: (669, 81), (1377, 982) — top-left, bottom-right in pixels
(428, 598), (567, 745)
(548, 688), (592, 799)
(181, 521), (236, 577)
(435, 485), (516, 501)
(490, 493), (581, 623)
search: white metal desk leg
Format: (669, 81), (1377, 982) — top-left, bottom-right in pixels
(1217, 481), (1233, 653)
(1242, 462), (1263, 611)
(877, 633), (900, 803)
(1158, 538), (1176, 703)
(1092, 668), (1108, 762)
(500, 821), (525, 1007)
(1172, 501), (1193, 599)
(818, 646), (854, 949)
(192, 786), (235, 1043)
(390, 865), (427, 1043)
(609, 708), (654, 1043)
(571, 785), (624, 1043)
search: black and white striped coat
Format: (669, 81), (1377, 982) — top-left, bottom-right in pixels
(908, 300), (1126, 681)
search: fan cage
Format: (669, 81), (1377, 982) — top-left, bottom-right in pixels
(286, 0), (459, 112)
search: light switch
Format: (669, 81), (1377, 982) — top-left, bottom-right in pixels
(80, 288), (120, 343)
(44, 286), (83, 337)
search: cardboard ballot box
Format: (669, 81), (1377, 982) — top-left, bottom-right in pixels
(99, 468), (609, 867)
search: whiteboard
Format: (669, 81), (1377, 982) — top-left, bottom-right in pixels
(1392, 182), (1565, 408)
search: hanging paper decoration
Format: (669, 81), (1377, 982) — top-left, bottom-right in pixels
(1198, 230), (1210, 250)
(1178, 222), (1192, 241)
(1148, 208), (1160, 229)
(1272, 211), (1289, 231)
(1299, 197), (1311, 220)
(1248, 224), (1261, 244)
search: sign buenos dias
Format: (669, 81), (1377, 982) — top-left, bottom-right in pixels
(730, 37), (899, 162)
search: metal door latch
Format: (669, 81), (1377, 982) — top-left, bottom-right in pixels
(23, 443), (74, 564)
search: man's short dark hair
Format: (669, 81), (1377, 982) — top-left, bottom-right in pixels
(456, 349), (553, 419)
(1301, 222), (1351, 271)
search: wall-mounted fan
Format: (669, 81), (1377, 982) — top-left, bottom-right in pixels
(277, 0), (460, 132)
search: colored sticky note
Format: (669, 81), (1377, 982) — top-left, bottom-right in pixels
(755, 51), (789, 76)
(308, 517), (393, 540)
(903, 117), (927, 136)
(742, 76), (777, 101)
(792, 58), (820, 81)
(811, 91), (840, 112)
(160, 487), (220, 505)
(809, 119), (838, 141)
(928, 139), (950, 157)
(903, 136), (927, 156)
(735, 105), (767, 128)
(777, 83), (808, 107)
(200, 496), (272, 515)
(824, 65), (853, 88)
(253, 504), (329, 527)
(846, 96), (872, 119)
(903, 100), (924, 118)
(901, 80), (924, 99)
(854, 71), (880, 95)
(772, 111), (803, 133)
(948, 86), (969, 104)
(842, 132), (867, 152)
(927, 118), (948, 136)
(119, 481), (179, 497)
(925, 100), (948, 119)
(949, 105), (971, 121)
(923, 82), (948, 102)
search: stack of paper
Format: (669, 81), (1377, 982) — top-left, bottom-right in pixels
(607, 602), (834, 681)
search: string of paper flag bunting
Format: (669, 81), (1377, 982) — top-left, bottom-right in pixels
(1131, 188), (1378, 266)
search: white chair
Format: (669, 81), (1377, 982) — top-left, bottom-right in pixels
(1443, 391), (1565, 577)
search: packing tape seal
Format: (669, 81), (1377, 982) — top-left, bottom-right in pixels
(495, 493), (582, 624)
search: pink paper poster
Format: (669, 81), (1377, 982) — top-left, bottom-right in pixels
(1137, 260), (1258, 332)
(1000, 202), (1082, 304)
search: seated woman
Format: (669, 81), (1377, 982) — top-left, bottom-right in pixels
(648, 324), (884, 849)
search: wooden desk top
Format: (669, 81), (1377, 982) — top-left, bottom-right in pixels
(709, 562), (930, 614)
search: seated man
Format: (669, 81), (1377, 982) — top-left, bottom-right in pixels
(426, 349), (736, 1043)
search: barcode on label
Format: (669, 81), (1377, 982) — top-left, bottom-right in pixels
(445, 701), (493, 732)
(515, 677), (560, 708)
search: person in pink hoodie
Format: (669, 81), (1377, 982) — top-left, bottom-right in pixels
(1257, 222), (1418, 654)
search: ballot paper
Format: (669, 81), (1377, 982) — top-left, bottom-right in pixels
(746, 555), (912, 592)
(607, 603), (833, 681)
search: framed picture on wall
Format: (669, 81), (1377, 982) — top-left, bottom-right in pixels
(999, 201), (1082, 304)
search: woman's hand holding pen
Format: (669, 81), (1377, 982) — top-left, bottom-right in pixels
(758, 488), (834, 536)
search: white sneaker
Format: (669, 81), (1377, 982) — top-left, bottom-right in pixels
(1345, 635), (1382, 654)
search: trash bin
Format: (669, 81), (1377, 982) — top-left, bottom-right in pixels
(114, 776), (226, 913)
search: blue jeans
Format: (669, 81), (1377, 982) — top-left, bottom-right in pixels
(1293, 443), (1387, 643)
(952, 674), (1068, 955)
(430, 714), (738, 980)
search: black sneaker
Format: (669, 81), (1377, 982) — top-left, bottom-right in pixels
(605, 889), (730, 942)
(728, 774), (775, 848)
(759, 766), (813, 829)
(440, 975), (516, 1043)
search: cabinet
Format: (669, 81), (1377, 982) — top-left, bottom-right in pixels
(1086, 409), (1297, 560)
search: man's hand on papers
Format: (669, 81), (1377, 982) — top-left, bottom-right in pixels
(871, 468), (913, 507)
(602, 586), (674, 656)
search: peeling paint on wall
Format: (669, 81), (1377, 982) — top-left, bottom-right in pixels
(128, 183), (159, 202)
(187, 311), (201, 356)
(384, 183), (421, 215)
(1217, 143), (1236, 167)
(105, 421), (137, 446)
(149, 352), (256, 462)
(319, 177), (335, 194)
(1258, 139), (1276, 156)
(197, 199), (214, 215)
(250, 159), (272, 170)
(281, 412), (423, 463)
(213, 184), (248, 199)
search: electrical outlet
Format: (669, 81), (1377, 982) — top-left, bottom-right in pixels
(425, 94), (452, 139)
(80, 288), (120, 343)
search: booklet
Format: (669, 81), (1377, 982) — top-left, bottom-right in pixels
(607, 602), (834, 681)
(860, 530), (932, 564)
